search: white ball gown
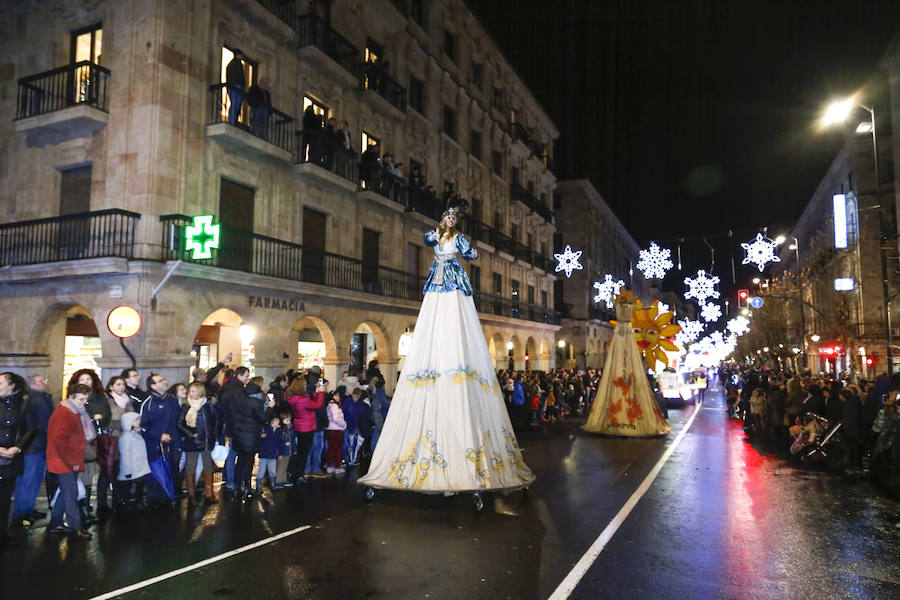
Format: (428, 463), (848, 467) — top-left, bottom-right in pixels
(358, 228), (535, 493)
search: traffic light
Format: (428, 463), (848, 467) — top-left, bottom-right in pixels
(737, 289), (749, 309)
(866, 356), (875, 366)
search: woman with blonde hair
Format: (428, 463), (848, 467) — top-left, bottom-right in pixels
(177, 382), (218, 505)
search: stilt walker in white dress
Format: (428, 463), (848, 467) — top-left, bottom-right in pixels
(358, 206), (534, 497)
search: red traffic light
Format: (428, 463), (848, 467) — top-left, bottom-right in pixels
(737, 289), (749, 308)
(866, 357), (875, 366)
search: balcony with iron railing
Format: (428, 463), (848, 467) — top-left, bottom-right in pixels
(510, 183), (554, 223)
(14, 61), (110, 145)
(0, 209), (139, 266)
(297, 13), (360, 86)
(207, 83), (294, 161)
(295, 129), (360, 192)
(159, 214), (559, 324)
(254, 0), (297, 29)
(360, 61), (407, 116)
(509, 122), (530, 144)
(461, 218), (554, 273)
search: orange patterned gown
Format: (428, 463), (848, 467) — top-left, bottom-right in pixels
(583, 301), (671, 436)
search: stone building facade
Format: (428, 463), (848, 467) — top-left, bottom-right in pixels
(553, 179), (645, 370)
(0, 0), (560, 399)
(774, 137), (896, 377)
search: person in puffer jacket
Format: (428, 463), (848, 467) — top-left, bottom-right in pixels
(117, 412), (151, 509)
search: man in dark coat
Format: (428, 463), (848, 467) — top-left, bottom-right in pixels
(218, 367), (252, 493)
(229, 371), (267, 499)
(225, 48), (246, 125)
(12, 375), (53, 525)
(123, 368), (149, 408)
(140, 374), (182, 502)
(0, 372), (34, 550)
(247, 76), (272, 139)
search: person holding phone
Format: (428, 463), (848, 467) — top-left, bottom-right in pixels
(285, 378), (326, 485)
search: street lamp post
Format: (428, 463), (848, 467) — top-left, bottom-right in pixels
(823, 99), (893, 375)
(776, 234), (806, 368)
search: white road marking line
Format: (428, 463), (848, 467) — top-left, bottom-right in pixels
(548, 401), (704, 599)
(89, 524), (312, 600)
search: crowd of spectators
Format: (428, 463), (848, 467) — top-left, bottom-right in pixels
(1, 359), (611, 550)
(722, 367), (900, 485)
(0, 358), (391, 548)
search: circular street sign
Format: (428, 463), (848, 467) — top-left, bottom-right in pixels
(749, 296), (764, 309)
(107, 306), (142, 338)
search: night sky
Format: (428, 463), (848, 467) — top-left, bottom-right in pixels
(472, 0), (900, 296)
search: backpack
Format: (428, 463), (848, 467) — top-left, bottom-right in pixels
(314, 402), (329, 431)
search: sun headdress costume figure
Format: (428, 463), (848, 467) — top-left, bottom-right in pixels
(582, 290), (676, 437)
(358, 202), (534, 494)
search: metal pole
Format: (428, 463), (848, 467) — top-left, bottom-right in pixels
(867, 106), (893, 374)
(795, 237), (807, 372)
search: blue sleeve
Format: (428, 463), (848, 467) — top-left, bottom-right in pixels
(456, 234), (478, 260)
(140, 401), (163, 444)
(424, 229), (439, 247)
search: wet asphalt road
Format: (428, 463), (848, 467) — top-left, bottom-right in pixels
(2, 384), (899, 599)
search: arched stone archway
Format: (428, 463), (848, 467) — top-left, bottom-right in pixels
(539, 337), (551, 371)
(195, 308), (247, 373)
(290, 315), (339, 384)
(525, 337), (537, 371)
(29, 302), (104, 400)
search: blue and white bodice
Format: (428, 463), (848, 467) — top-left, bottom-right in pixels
(422, 229), (479, 296)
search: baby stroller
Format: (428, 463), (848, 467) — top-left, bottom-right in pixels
(790, 413), (842, 464)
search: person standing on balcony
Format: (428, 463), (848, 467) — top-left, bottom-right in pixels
(225, 49), (246, 126)
(339, 120), (353, 154)
(361, 144), (382, 190)
(302, 105), (324, 164)
(247, 76), (271, 139)
(322, 117), (338, 169)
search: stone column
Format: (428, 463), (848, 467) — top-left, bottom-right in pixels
(322, 359), (343, 391)
(380, 359), (400, 395)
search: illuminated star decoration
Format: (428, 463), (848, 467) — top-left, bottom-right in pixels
(554, 245), (583, 278)
(593, 274), (625, 308)
(636, 242), (674, 280)
(700, 302), (722, 323)
(684, 269), (720, 304)
(727, 316), (751, 337)
(741, 232), (781, 273)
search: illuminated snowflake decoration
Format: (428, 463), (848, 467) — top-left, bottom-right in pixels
(554, 245), (583, 278)
(709, 331), (725, 345)
(684, 269), (720, 304)
(726, 316), (751, 337)
(636, 242), (674, 280)
(657, 302), (671, 315)
(675, 318), (705, 347)
(700, 302), (722, 323)
(593, 274), (625, 308)
(741, 232), (781, 273)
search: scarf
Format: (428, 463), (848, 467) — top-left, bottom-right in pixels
(185, 396), (207, 428)
(62, 399), (97, 442)
(111, 392), (131, 410)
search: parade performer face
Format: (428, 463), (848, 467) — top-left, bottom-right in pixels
(631, 301), (680, 368)
(443, 214), (457, 229)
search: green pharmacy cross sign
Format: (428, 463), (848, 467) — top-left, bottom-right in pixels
(185, 215), (221, 260)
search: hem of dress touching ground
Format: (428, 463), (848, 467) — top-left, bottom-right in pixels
(356, 478), (535, 495)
